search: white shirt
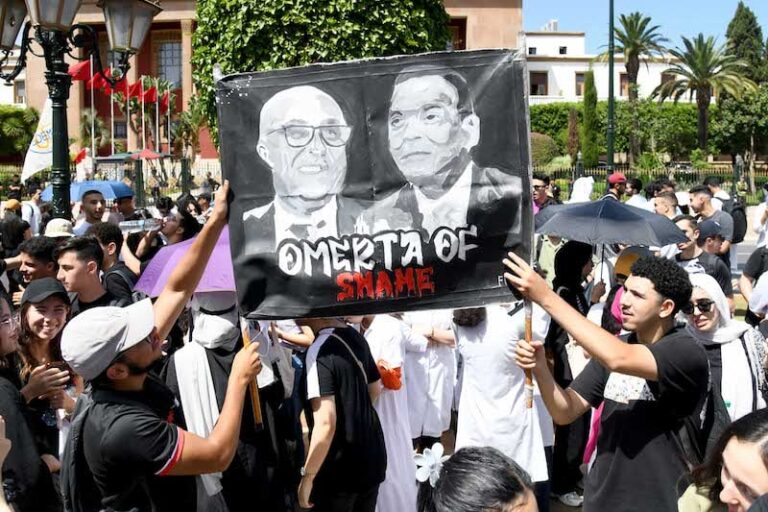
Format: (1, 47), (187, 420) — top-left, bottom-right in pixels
(754, 202), (768, 248)
(413, 163), (473, 236)
(454, 305), (551, 482)
(625, 194), (653, 212)
(242, 196), (338, 246)
(712, 190), (731, 211)
(73, 220), (94, 236)
(21, 201), (41, 235)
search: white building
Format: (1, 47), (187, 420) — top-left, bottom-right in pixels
(0, 50), (26, 107)
(523, 20), (689, 105)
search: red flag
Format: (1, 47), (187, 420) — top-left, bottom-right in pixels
(160, 91), (170, 114)
(86, 68), (111, 90)
(143, 87), (158, 103)
(128, 81), (144, 99)
(105, 75), (129, 96)
(68, 61), (91, 81)
(73, 148), (87, 164)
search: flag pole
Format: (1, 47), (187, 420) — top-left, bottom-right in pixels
(110, 84), (115, 155)
(155, 78), (160, 152)
(141, 76), (146, 150)
(167, 89), (172, 154)
(89, 56), (96, 161)
(126, 83), (131, 153)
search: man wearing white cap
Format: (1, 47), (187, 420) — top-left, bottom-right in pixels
(59, 182), (263, 512)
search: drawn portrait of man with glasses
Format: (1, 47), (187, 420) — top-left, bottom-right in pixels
(357, 66), (522, 244)
(241, 85), (358, 252)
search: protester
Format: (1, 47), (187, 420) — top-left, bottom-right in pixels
(43, 218), (74, 242)
(363, 314), (418, 512)
(197, 193), (212, 215)
(6, 176), (22, 202)
(742, 245), (768, 327)
(59, 181), (267, 512)
(508, 254), (709, 511)
(533, 173), (558, 213)
(654, 191), (679, 220)
(55, 236), (128, 316)
(689, 185), (734, 266)
(0, 288), (62, 511)
(705, 176), (732, 212)
(684, 273), (766, 451)
(3, 200), (21, 219)
(754, 183), (768, 249)
(163, 292), (297, 510)
(73, 190), (106, 236)
(600, 172), (626, 201)
(17, 278), (77, 477)
(21, 185), (43, 236)
(15, 236), (59, 305)
(87, 223), (138, 302)
(114, 193), (136, 222)
(675, 216), (734, 308)
(625, 178), (651, 210)
(453, 305), (552, 511)
(297, 316), (386, 511)
(681, 408), (768, 512)
(403, 310), (456, 452)
(417, 446), (537, 512)
(153, 196), (175, 219)
(178, 194), (202, 218)
(545, 241), (602, 508)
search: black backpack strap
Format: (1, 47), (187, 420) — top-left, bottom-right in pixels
(741, 334), (759, 411)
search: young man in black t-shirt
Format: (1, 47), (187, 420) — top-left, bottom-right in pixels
(298, 318), (386, 512)
(506, 255), (709, 512)
(54, 236), (129, 316)
(674, 216), (734, 308)
(87, 222), (139, 302)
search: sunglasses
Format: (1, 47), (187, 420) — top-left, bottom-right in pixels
(682, 299), (715, 315)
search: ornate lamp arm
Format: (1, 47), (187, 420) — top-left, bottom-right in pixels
(68, 23), (130, 86)
(0, 22), (32, 84)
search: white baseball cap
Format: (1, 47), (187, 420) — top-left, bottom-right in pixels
(61, 299), (155, 381)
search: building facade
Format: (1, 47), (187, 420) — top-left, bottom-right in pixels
(10, 0), (523, 161)
(523, 23), (690, 105)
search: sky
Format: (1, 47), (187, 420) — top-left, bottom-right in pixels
(524, 0), (768, 54)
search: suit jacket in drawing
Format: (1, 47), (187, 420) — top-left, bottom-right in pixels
(235, 195), (360, 316)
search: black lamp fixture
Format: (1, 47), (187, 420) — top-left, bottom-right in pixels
(0, 0), (162, 219)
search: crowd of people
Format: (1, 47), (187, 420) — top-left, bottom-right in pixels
(0, 170), (764, 512)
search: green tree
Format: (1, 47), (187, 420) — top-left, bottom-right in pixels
(192, 0), (450, 143)
(566, 107), (580, 163)
(609, 12), (668, 164)
(582, 71), (599, 167)
(725, 2), (766, 83)
(0, 105), (39, 159)
(653, 34), (756, 150)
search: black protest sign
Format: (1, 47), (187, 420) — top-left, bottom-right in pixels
(217, 49), (533, 319)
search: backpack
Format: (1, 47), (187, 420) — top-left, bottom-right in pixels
(721, 197), (747, 244)
(104, 265), (148, 303)
(61, 392), (104, 512)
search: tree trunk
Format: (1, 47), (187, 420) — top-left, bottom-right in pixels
(627, 60), (640, 167)
(697, 97), (709, 150)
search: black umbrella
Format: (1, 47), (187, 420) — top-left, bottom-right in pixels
(535, 200), (687, 247)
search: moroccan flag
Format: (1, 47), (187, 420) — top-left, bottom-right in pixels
(87, 68), (111, 90)
(128, 81), (144, 98)
(159, 90), (170, 113)
(68, 60), (91, 81)
(143, 86), (158, 103)
(73, 148), (87, 165)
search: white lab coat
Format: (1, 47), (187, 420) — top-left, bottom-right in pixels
(364, 315), (417, 512)
(454, 305), (551, 483)
(403, 310), (455, 438)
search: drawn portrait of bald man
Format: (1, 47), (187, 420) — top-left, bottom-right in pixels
(357, 67), (523, 248)
(241, 85), (358, 254)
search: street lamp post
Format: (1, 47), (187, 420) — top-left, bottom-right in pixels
(606, 0), (615, 175)
(0, 0), (161, 219)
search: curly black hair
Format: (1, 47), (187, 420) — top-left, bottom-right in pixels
(630, 256), (692, 314)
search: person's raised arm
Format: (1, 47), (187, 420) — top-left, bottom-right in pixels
(154, 181), (229, 340)
(504, 251), (659, 381)
(272, 323), (315, 348)
(298, 396), (337, 508)
(429, 327), (456, 347)
(166, 341), (260, 475)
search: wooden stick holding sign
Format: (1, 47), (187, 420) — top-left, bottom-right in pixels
(241, 326), (263, 428)
(524, 299), (534, 409)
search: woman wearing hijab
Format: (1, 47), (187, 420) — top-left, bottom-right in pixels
(684, 273), (767, 454)
(545, 241), (603, 507)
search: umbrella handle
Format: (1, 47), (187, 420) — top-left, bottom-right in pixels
(524, 299), (534, 409)
(241, 326), (264, 430)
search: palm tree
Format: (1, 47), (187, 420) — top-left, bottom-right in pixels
(611, 12), (668, 164)
(78, 110), (111, 153)
(653, 34), (756, 150)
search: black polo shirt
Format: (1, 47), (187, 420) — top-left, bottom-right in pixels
(82, 376), (195, 511)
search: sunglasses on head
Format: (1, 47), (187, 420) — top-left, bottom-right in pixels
(681, 299), (715, 315)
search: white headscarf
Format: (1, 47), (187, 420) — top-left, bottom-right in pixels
(567, 176), (594, 203)
(190, 291), (240, 349)
(685, 273), (766, 420)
